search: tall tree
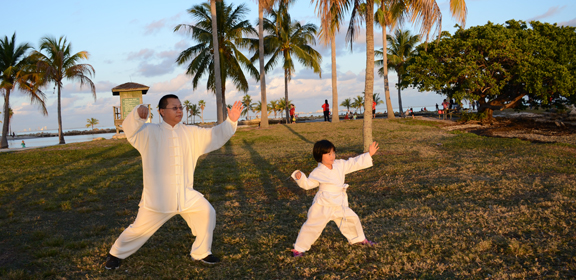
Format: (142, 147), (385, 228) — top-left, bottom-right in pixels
(253, 3), (322, 124)
(175, 1), (259, 123)
(189, 103), (200, 124)
(269, 99), (279, 119)
(340, 97), (352, 113)
(211, 0), (224, 123)
(0, 33), (47, 149)
(183, 100), (191, 124)
(34, 36), (96, 145)
(241, 93), (254, 119)
(376, 28), (419, 117)
(198, 99), (206, 123)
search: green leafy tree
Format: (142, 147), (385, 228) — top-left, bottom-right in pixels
(254, 100), (272, 118)
(198, 99), (206, 123)
(269, 99), (279, 119)
(175, 1), (259, 122)
(376, 28), (420, 117)
(252, 3), (322, 124)
(34, 36), (96, 145)
(86, 118), (99, 129)
(277, 97), (292, 115)
(352, 95), (364, 114)
(1, 33), (47, 149)
(404, 20), (576, 119)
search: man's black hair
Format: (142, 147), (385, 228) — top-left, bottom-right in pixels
(313, 140), (336, 162)
(158, 94), (179, 117)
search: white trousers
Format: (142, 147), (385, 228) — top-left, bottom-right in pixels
(294, 203), (366, 252)
(109, 196), (216, 260)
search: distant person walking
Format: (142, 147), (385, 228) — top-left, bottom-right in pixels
(372, 100), (376, 119)
(290, 104), (296, 124)
(322, 100), (330, 122)
(435, 103), (439, 111)
(21, 140), (25, 148)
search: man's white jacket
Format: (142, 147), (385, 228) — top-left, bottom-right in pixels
(123, 105), (237, 213)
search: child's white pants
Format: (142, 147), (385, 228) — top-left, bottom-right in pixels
(109, 196), (216, 260)
(294, 203), (366, 252)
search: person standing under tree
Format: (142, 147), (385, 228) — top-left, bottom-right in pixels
(322, 100), (330, 122)
(290, 104), (296, 124)
(105, 94), (243, 269)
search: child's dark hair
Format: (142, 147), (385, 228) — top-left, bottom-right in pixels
(313, 140), (336, 162)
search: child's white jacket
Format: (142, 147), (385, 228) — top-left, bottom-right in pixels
(123, 104), (237, 213)
(291, 153), (373, 207)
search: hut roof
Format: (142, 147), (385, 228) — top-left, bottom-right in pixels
(112, 82), (149, 96)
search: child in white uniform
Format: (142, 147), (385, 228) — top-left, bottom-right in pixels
(290, 140), (379, 256)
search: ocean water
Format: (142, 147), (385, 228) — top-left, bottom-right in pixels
(6, 133), (118, 149)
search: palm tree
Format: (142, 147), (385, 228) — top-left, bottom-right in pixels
(175, 1), (259, 123)
(34, 36), (96, 145)
(253, 3), (322, 124)
(210, 0), (224, 123)
(183, 100), (191, 124)
(1, 33), (47, 149)
(269, 99), (278, 119)
(86, 117), (99, 130)
(340, 98), (352, 113)
(377, 29), (419, 117)
(277, 97), (292, 119)
(189, 103), (200, 124)
(315, 0), (467, 151)
(241, 93), (254, 119)
(353, 95), (364, 114)
(373, 92), (385, 106)
(198, 99), (206, 123)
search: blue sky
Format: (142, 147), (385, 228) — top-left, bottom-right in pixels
(1, 0), (575, 132)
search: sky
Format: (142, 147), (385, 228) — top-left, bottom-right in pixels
(1, 0), (575, 133)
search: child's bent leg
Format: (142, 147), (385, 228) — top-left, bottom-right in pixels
(180, 197), (216, 260)
(110, 208), (175, 259)
(293, 204), (330, 253)
(333, 207), (366, 245)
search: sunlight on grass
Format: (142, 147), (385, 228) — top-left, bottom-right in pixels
(0, 120), (574, 278)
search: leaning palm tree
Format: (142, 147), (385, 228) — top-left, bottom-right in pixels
(183, 100), (191, 124)
(1, 33), (47, 149)
(34, 36), (96, 145)
(198, 99), (206, 123)
(252, 3), (322, 124)
(353, 95), (364, 114)
(377, 28), (420, 117)
(175, 1), (259, 123)
(86, 117), (99, 130)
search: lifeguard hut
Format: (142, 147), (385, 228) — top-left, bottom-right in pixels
(111, 82), (151, 136)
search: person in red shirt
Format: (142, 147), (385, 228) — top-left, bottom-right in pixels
(372, 100), (376, 118)
(322, 100), (330, 122)
(290, 104), (296, 124)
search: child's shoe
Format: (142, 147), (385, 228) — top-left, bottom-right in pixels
(291, 249), (304, 257)
(357, 239), (376, 246)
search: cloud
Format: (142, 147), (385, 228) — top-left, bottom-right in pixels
(127, 49), (155, 60)
(127, 49), (180, 78)
(559, 18), (576, 27)
(528, 6), (566, 21)
(293, 68), (323, 80)
(144, 18), (167, 35)
(150, 73), (192, 93)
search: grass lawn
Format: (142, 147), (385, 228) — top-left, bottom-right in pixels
(0, 119), (575, 279)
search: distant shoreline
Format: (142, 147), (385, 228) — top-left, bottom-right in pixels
(5, 128), (117, 140)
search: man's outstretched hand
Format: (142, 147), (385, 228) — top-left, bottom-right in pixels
(369, 141), (379, 156)
(227, 101), (244, 122)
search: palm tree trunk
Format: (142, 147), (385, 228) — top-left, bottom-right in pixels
(363, 0), (374, 152)
(284, 68), (290, 124)
(211, 0), (224, 124)
(222, 84), (227, 120)
(259, 2), (269, 128)
(57, 83), (65, 144)
(381, 7), (395, 119)
(398, 77), (404, 117)
(331, 36), (339, 123)
(1, 90), (11, 149)
(201, 109), (204, 123)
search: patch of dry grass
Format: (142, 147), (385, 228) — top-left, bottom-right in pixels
(0, 119), (574, 279)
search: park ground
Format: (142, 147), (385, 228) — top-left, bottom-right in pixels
(0, 118), (575, 279)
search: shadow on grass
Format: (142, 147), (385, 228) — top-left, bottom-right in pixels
(282, 124), (313, 144)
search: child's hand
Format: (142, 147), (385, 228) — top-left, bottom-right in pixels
(295, 171), (302, 180)
(369, 141), (379, 156)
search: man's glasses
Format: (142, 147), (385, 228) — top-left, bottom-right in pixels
(163, 106), (184, 111)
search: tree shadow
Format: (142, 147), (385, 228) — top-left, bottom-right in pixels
(282, 124), (314, 144)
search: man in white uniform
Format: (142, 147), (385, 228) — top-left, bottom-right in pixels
(105, 94), (243, 269)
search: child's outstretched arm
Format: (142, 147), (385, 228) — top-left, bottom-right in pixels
(369, 141), (379, 156)
(290, 170), (319, 190)
(342, 141), (379, 175)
